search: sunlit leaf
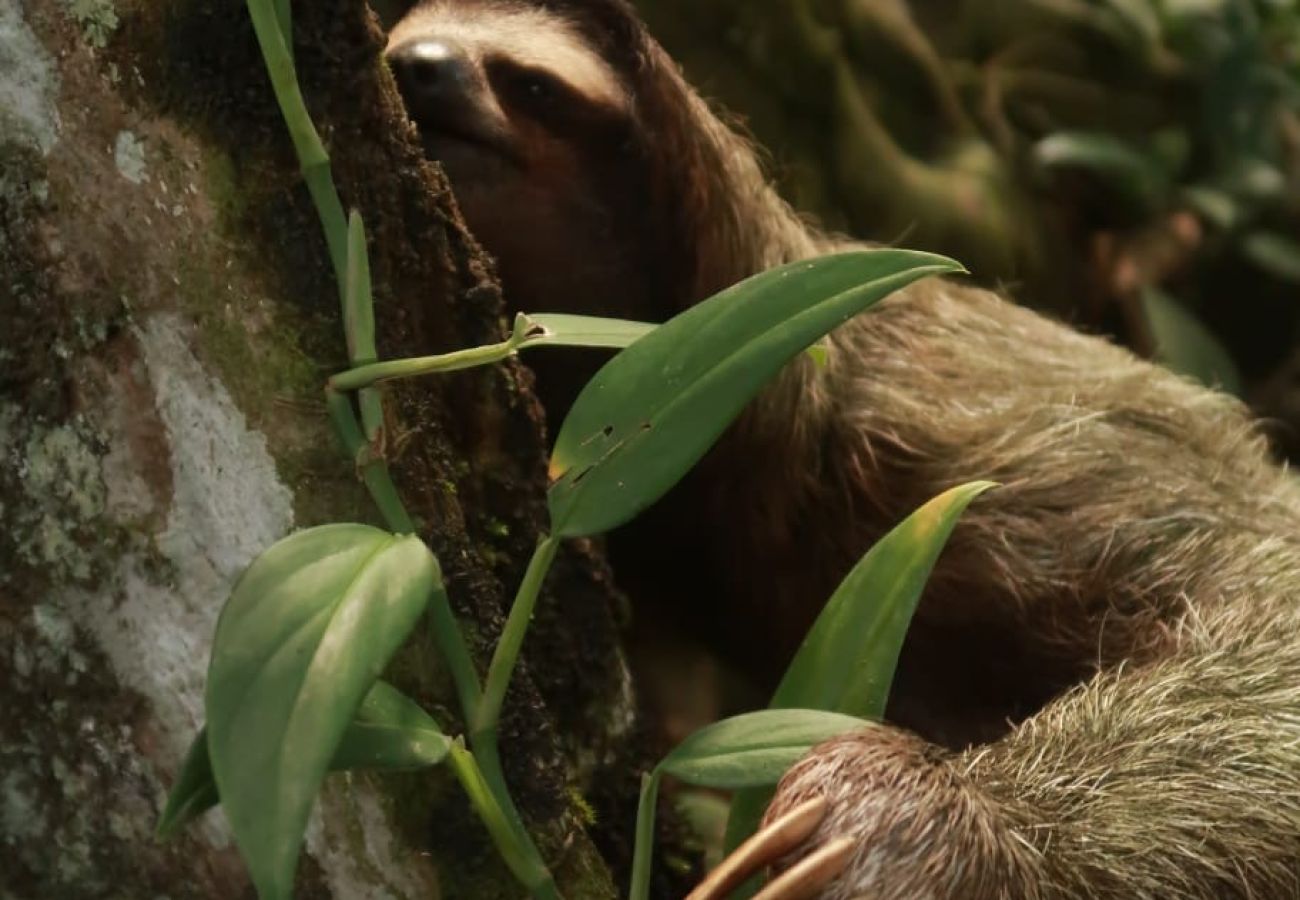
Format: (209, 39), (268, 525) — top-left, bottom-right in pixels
(1141, 286), (1244, 394)
(206, 524), (437, 900)
(157, 682), (450, 838)
(547, 250), (963, 537)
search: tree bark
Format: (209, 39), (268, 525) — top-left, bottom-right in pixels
(0, 0), (636, 896)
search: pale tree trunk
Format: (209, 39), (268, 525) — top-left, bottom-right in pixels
(0, 1), (639, 896)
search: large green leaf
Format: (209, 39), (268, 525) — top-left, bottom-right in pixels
(771, 481), (997, 717)
(659, 709), (871, 790)
(157, 681), (450, 838)
(206, 524), (438, 900)
(723, 482), (995, 876)
(547, 250), (962, 537)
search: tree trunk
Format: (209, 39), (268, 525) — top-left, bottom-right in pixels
(0, 1), (637, 896)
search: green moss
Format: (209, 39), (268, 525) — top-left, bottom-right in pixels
(61, 0), (120, 48)
(566, 787), (597, 829)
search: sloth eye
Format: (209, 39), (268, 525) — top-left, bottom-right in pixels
(488, 61), (573, 120)
(521, 75), (557, 101)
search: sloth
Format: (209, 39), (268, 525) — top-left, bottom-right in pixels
(384, 1), (1300, 897)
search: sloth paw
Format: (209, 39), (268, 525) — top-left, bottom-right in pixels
(688, 727), (1041, 900)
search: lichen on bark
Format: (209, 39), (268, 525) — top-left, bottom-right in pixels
(1, 0), (641, 896)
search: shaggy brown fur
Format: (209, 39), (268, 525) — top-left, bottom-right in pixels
(387, 1), (1300, 896)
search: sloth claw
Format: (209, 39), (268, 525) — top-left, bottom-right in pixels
(686, 797), (850, 900)
(751, 837), (855, 900)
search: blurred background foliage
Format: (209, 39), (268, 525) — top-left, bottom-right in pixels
(632, 0), (1300, 456)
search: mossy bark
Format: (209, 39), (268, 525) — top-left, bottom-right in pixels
(0, 0), (637, 896)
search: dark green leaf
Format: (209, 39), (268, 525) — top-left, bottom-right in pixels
(628, 710), (867, 900)
(1035, 131), (1167, 209)
(724, 482), (994, 866)
(1140, 286), (1244, 394)
(1181, 185), (1240, 229)
(771, 481), (997, 718)
(1241, 231), (1300, 283)
(206, 524), (437, 900)
(547, 250), (962, 537)
(157, 682), (450, 838)
(659, 709), (870, 790)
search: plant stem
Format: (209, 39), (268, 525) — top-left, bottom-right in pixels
(325, 386), (414, 534)
(330, 338), (518, 392)
(427, 583), (484, 718)
(476, 534), (561, 733)
(468, 728), (540, 855)
(343, 211), (384, 442)
(245, 0), (347, 292)
(447, 742), (561, 900)
(272, 0), (291, 70)
(628, 772), (662, 900)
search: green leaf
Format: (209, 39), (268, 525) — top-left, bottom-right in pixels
(1140, 286), (1244, 394)
(516, 313), (656, 350)
(1181, 185), (1240, 229)
(1034, 131), (1167, 209)
(157, 727), (220, 839)
(659, 709), (870, 790)
(723, 482), (994, 872)
(157, 682), (450, 838)
(323, 679), (452, 770)
(206, 524), (437, 900)
(628, 710), (867, 900)
(771, 481), (997, 718)
(547, 250), (963, 538)
(1241, 231), (1300, 283)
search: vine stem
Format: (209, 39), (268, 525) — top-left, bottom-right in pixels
(463, 534), (564, 872)
(448, 741), (562, 900)
(324, 386), (413, 534)
(330, 337), (518, 391)
(477, 535), (561, 733)
(245, 0), (347, 291)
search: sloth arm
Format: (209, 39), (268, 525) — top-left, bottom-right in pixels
(719, 280), (1300, 898)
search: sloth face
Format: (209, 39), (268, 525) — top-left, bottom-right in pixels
(385, 1), (659, 326)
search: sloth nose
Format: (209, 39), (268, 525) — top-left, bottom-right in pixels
(387, 39), (476, 112)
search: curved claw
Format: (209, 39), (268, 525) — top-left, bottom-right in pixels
(685, 797), (842, 900)
(751, 837), (854, 900)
